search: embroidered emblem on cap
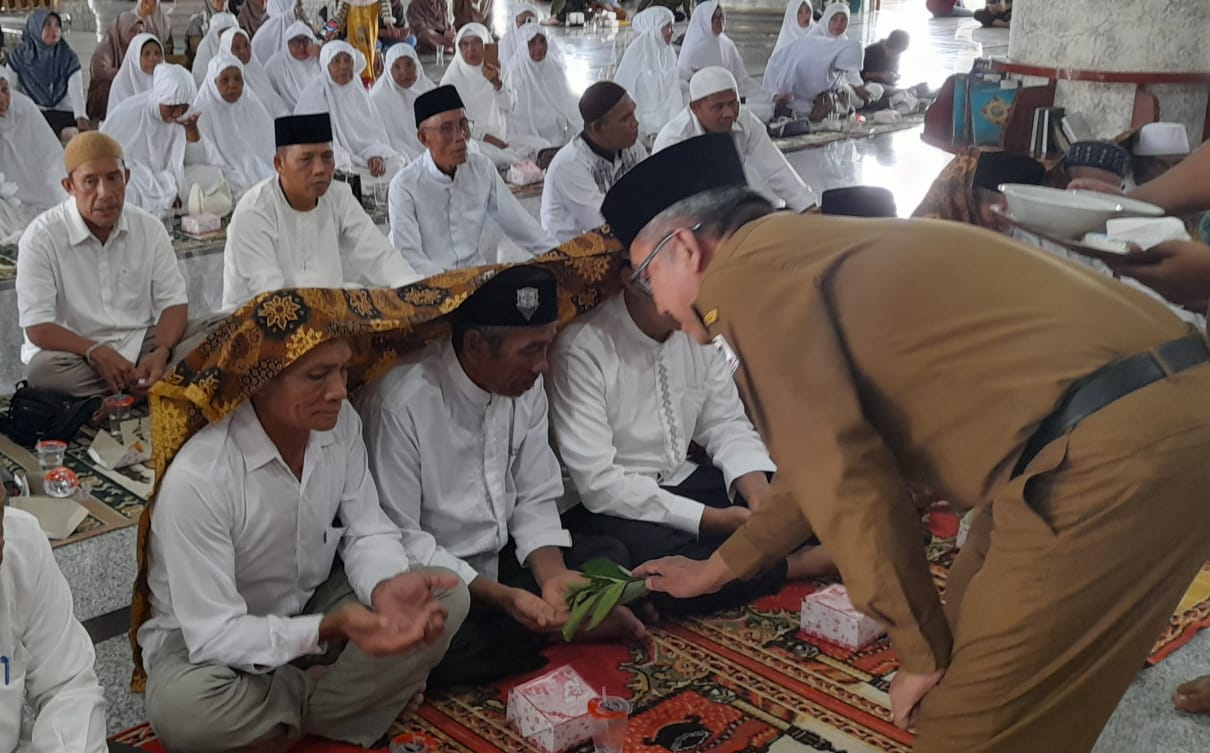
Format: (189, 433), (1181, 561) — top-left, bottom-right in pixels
(516, 287), (540, 321)
(702, 308), (719, 327)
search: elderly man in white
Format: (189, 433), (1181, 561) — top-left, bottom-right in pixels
(221, 113), (419, 312)
(547, 270), (833, 616)
(0, 482), (111, 753)
(16, 131), (206, 399)
(388, 86), (556, 277)
(653, 66), (816, 213)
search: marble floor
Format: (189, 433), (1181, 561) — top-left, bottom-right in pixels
(1, 0), (1208, 748)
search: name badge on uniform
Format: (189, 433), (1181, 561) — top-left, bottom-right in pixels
(712, 335), (741, 376)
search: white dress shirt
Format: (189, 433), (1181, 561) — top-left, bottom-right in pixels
(221, 177), (420, 312)
(547, 295), (776, 535)
(138, 401), (412, 674)
(16, 199), (188, 364)
(652, 105), (817, 213)
(356, 339), (572, 585)
(0, 508), (107, 753)
(387, 150), (557, 277)
(540, 135), (648, 245)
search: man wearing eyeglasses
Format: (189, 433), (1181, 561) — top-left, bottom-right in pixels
(546, 248), (835, 617)
(653, 67), (816, 213)
(605, 134), (1210, 753)
(221, 113), (420, 312)
(388, 85), (557, 277)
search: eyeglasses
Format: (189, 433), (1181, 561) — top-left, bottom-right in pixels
(421, 118), (474, 140)
(630, 222), (702, 295)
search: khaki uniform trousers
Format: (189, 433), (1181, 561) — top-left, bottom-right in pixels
(145, 566), (470, 753)
(24, 318), (219, 398)
(914, 367), (1210, 752)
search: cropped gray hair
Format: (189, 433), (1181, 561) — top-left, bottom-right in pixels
(634, 187), (775, 249)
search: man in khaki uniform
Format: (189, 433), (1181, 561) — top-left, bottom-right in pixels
(606, 134), (1210, 753)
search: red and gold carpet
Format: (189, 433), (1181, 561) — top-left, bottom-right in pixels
(111, 510), (1210, 753)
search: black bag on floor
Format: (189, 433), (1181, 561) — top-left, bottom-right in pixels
(0, 381), (100, 447)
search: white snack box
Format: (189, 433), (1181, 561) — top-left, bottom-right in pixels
(799, 584), (887, 651)
(506, 665), (600, 753)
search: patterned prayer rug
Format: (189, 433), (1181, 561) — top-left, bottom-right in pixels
(110, 509), (1210, 753)
(0, 399), (148, 547)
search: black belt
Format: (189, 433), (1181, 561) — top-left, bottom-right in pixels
(1012, 333), (1210, 478)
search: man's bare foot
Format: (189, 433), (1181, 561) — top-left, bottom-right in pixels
(579, 605), (650, 646)
(1174, 676), (1210, 713)
(786, 545), (837, 580)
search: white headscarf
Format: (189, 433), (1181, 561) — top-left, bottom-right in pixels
(762, 35), (861, 103)
(369, 44), (435, 159)
(193, 54), (275, 191)
(264, 20), (320, 111)
(440, 23), (508, 140)
(101, 63), (196, 209)
(219, 27), (289, 116)
(0, 69), (67, 219)
(678, 1), (727, 74)
(615, 7), (681, 136)
(251, 0), (300, 63)
(774, 0), (813, 54)
(192, 12), (240, 86)
(106, 32), (163, 118)
(294, 41), (396, 166)
(500, 4), (542, 68)
(808, 2), (849, 38)
(503, 23), (581, 146)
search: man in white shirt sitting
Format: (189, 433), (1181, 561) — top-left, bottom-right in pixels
(357, 266), (646, 688)
(388, 87), (557, 278)
(0, 483), (110, 753)
(547, 273), (833, 615)
(221, 113), (420, 312)
(654, 67), (817, 213)
(16, 132), (207, 398)
(540, 82), (649, 245)
(138, 338), (469, 752)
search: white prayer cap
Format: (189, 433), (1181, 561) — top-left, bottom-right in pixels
(1134, 122), (1190, 157)
(152, 64), (197, 107)
(689, 66), (738, 102)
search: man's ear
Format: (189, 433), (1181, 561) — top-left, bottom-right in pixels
(60, 175), (73, 194)
(417, 126), (431, 150)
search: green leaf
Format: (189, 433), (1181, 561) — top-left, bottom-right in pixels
(586, 580), (627, 633)
(562, 588), (600, 641)
(619, 579), (649, 606)
(579, 558), (631, 581)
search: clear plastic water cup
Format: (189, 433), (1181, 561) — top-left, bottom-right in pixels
(103, 394), (134, 439)
(43, 466), (80, 498)
(588, 696), (631, 753)
(35, 439), (67, 470)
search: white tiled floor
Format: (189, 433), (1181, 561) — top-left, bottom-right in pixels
(2, 0), (1208, 747)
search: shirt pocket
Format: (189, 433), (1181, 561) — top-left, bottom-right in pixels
(301, 524), (347, 588)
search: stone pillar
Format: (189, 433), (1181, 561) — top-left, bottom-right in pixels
(1007, 0), (1210, 142)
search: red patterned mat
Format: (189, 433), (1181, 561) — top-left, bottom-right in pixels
(112, 510), (1210, 753)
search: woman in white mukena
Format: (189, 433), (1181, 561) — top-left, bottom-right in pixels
(190, 11), (239, 86)
(101, 63), (225, 216)
(0, 70), (68, 243)
(613, 6), (683, 140)
(773, 0), (814, 54)
(677, 1), (777, 120)
(193, 54), (276, 195)
(264, 21), (321, 112)
(294, 40), (401, 187)
(369, 44), (436, 161)
(503, 23), (581, 148)
(105, 32), (163, 118)
(219, 26), (289, 117)
(251, 0), (303, 63)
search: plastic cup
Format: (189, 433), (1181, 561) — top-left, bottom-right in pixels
(103, 394), (134, 439)
(389, 733), (437, 753)
(588, 696), (631, 753)
(35, 439), (67, 470)
(43, 466), (80, 498)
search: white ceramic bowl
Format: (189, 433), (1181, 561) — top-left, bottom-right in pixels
(1070, 190), (1164, 218)
(999, 184), (1132, 239)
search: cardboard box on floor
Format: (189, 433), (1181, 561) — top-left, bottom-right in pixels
(88, 418), (152, 470)
(12, 472), (90, 540)
(507, 665), (600, 753)
(800, 584), (886, 651)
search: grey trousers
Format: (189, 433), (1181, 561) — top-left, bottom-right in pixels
(23, 318), (218, 398)
(144, 566), (470, 753)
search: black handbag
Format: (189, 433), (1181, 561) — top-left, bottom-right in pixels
(0, 381), (100, 447)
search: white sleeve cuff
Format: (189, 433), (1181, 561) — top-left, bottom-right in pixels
(288, 613), (326, 659)
(431, 549), (481, 586)
(717, 451), (777, 498)
(513, 530), (573, 570)
(662, 493), (707, 536)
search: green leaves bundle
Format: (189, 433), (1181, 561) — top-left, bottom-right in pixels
(561, 559), (648, 641)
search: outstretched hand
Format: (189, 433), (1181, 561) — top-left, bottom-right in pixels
(631, 553), (734, 599)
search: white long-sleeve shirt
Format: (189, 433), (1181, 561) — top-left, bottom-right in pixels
(221, 177), (420, 311)
(356, 338), (572, 585)
(547, 294), (776, 535)
(0, 508), (107, 753)
(12, 69), (86, 120)
(653, 105), (817, 212)
(16, 200), (188, 364)
(138, 401), (413, 675)
(387, 150), (557, 277)
(539, 135), (648, 245)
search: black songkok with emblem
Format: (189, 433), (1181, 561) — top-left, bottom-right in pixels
(274, 113), (333, 148)
(451, 266), (559, 327)
(601, 133), (747, 247)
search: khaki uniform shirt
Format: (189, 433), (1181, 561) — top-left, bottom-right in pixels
(703, 213), (1191, 673)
